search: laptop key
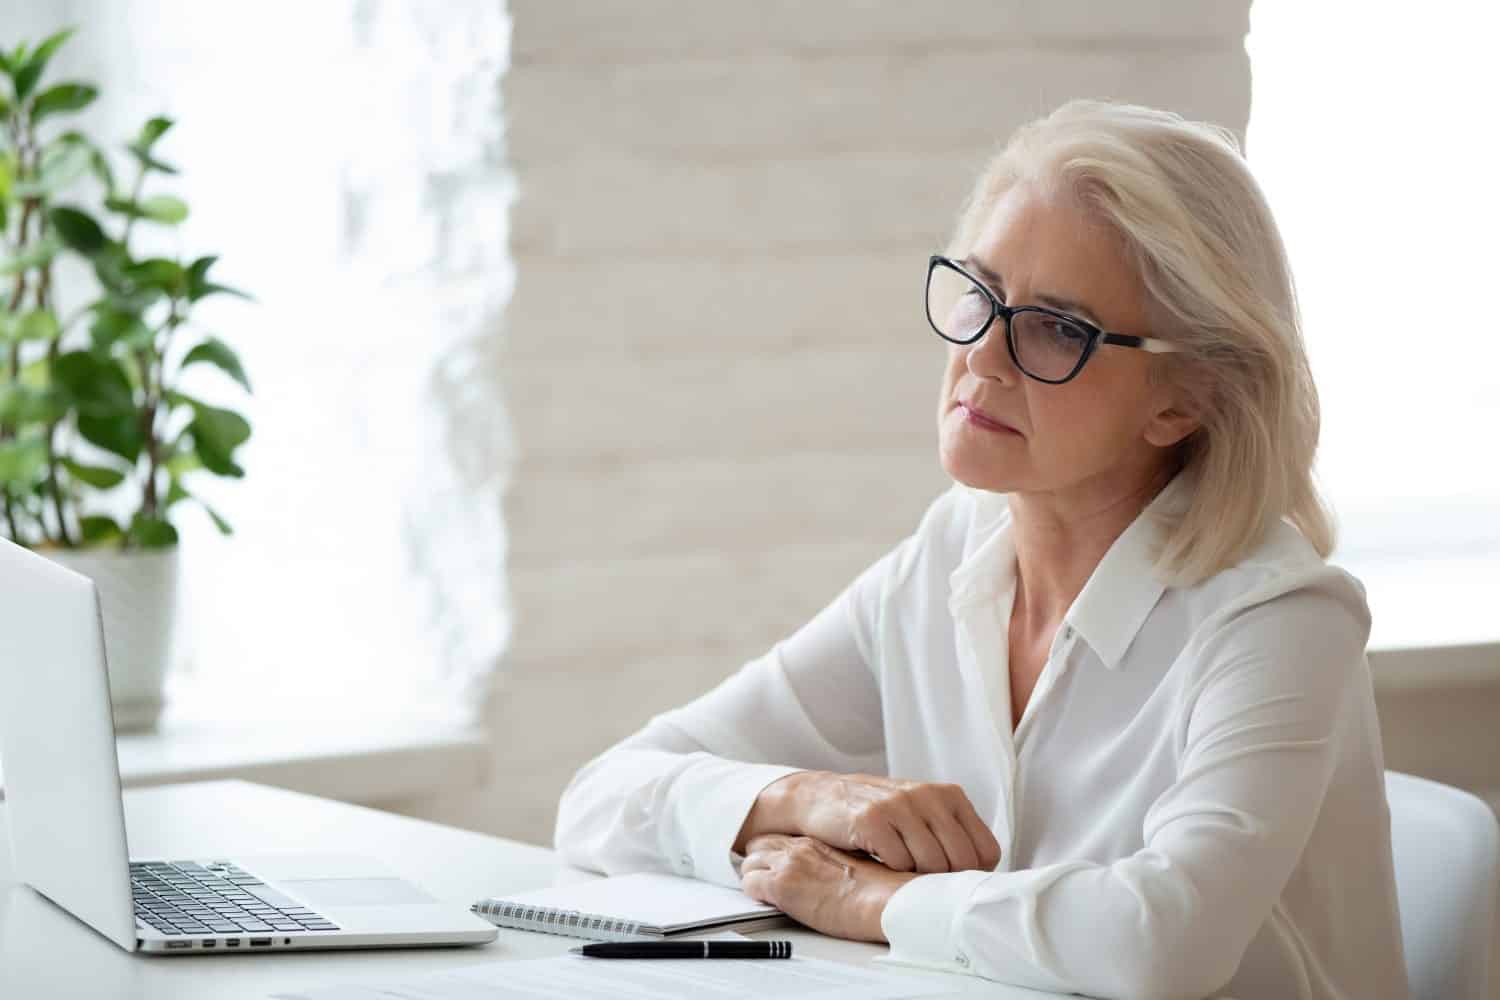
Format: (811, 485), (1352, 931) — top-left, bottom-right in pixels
(234, 920), (273, 932)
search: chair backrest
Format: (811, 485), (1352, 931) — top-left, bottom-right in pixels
(1386, 770), (1499, 1000)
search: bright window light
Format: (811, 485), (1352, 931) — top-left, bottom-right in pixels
(1247, 1), (1500, 648)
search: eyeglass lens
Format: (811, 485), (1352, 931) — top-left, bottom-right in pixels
(926, 263), (1091, 382)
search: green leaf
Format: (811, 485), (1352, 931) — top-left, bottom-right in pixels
(0, 434), (48, 486)
(105, 194), (188, 225)
(12, 27), (75, 101)
(13, 141), (90, 198)
(0, 234), (60, 276)
(62, 458), (126, 489)
(49, 204), (107, 254)
(127, 513), (178, 548)
(77, 412), (144, 463)
(0, 384), (67, 426)
(12, 308), (60, 344)
(181, 337), (251, 392)
(122, 256), (186, 296)
(89, 241), (159, 308)
(186, 255), (216, 291)
(184, 256), (253, 304)
(52, 350), (136, 416)
(191, 281), (252, 303)
(164, 450), (201, 478)
(88, 303), (152, 352)
(48, 131), (118, 194)
(164, 477), (189, 508)
(137, 194), (188, 224)
(30, 81), (98, 123)
(134, 116), (173, 151)
(186, 400), (250, 478)
(125, 147), (179, 176)
(198, 497), (232, 535)
(79, 515), (123, 544)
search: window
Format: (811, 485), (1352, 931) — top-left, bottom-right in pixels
(1246, 1), (1500, 651)
(20, 1), (516, 722)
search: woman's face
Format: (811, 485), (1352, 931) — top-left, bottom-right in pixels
(937, 185), (1195, 500)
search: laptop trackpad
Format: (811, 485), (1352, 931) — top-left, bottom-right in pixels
(280, 878), (436, 907)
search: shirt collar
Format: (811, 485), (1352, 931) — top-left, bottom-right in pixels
(948, 475), (1188, 671)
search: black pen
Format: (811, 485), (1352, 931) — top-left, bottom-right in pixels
(570, 940), (793, 959)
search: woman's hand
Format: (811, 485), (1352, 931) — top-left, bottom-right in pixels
(735, 771), (1001, 874)
(740, 834), (917, 942)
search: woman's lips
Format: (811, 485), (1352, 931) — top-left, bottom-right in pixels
(959, 402), (1020, 435)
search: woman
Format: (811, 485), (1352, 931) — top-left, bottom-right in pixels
(554, 100), (1409, 1000)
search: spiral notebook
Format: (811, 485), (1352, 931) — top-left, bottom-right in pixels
(470, 872), (789, 941)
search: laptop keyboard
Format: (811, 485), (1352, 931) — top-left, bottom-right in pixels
(131, 860), (340, 937)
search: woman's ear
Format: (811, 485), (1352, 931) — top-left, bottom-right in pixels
(1143, 395), (1200, 449)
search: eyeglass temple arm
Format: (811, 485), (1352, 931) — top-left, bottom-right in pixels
(1101, 332), (1180, 354)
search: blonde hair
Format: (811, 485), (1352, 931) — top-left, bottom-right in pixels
(948, 99), (1334, 585)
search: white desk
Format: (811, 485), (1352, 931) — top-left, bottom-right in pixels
(0, 781), (1056, 999)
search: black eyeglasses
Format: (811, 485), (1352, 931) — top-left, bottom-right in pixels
(926, 255), (1180, 384)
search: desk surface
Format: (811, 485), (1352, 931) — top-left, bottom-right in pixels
(0, 781), (1052, 999)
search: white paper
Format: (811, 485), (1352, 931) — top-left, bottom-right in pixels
(268, 954), (957, 1000)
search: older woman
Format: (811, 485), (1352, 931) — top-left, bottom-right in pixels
(554, 100), (1408, 1000)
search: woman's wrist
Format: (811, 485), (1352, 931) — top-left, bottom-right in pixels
(733, 770), (818, 854)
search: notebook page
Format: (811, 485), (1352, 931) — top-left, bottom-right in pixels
(488, 872), (778, 932)
(269, 954), (961, 1000)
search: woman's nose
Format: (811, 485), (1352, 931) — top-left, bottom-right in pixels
(964, 319), (1020, 384)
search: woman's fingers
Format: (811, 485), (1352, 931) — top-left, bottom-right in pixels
(863, 820), (916, 872)
(893, 812), (950, 873)
(925, 810), (981, 872)
(952, 798), (1002, 870)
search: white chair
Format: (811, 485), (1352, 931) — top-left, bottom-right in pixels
(1386, 770), (1499, 1000)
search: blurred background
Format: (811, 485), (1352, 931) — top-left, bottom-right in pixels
(1, 0), (1496, 887)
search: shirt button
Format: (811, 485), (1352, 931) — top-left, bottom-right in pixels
(955, 952), (970, 968)
(679, 853), (693, 872)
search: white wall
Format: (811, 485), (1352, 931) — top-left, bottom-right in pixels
(415, 0), (1255, 845)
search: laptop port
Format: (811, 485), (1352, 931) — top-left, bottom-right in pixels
(225, 940), (241, 948)
(249, 938), (272, 947)
(201, 940), (217, 948)
(165, 941), (191, 950)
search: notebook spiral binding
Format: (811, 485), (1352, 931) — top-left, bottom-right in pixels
(470, 899), (654, 942)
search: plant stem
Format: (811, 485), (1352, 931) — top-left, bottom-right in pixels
(6, 198), (35, 375)
(137, 306), (178, 524)
(36, 260), (74, 547)
(2, 491), (19, 543)
(122, 163), (146, 248)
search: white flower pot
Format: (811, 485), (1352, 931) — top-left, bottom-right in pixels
(44, 545), (180, 733)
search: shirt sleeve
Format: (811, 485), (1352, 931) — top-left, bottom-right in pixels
(881, 573), (1370, 1000)
(552, 539), (904, 889)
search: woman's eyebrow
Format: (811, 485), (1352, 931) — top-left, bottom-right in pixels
(1033, 292), (1101, 328)
(960, 255), (1005, 292)
(959, 255), (1101, 327)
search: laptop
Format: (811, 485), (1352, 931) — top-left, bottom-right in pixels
(0, 536), (498, 954)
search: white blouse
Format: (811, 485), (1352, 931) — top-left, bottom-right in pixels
(554, 477), (1410, 1000)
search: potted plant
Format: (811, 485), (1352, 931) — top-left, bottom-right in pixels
(0, 28), (252, 731)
